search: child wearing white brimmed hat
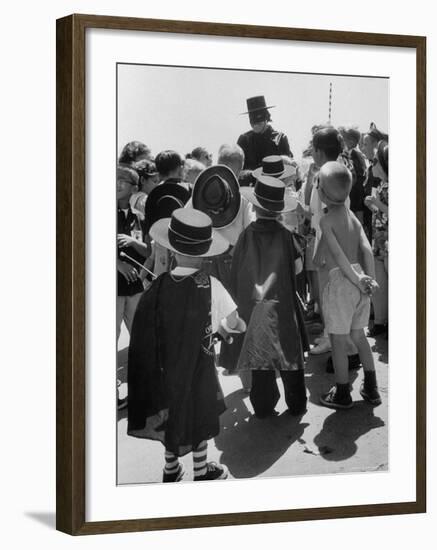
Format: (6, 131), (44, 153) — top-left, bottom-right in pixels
(127, 208), (245, 482)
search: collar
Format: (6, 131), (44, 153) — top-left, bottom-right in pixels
(171, 267), (199, 276)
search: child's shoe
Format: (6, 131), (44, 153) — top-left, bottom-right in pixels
(320, 385), (353, 410)
(194, 462), (228, 481)
(360, 370), (382, 405)
(162, 463), (185, 483)
(360, 383), (382, 405)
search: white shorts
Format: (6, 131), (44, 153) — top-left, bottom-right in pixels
(322, 264), (370, 335)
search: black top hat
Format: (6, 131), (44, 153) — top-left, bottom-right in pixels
(144, 182), (190, 233)
(240, 175), (297, 213)
(252, 155), (296, 180)
(192, 165), (241, 228)
(241, 95), (275, 115)
(150, 208), (229, 257)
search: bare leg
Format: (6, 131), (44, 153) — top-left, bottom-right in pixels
(350, 328), (375, 372)
(329, 334), (350, 384)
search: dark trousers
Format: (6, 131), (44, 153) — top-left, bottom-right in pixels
(250, 369), (307, 417)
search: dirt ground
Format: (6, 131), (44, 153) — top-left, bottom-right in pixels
(116, 321), (388, 485)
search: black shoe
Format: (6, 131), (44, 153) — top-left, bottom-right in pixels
(326, 354), (362, 373)
(194, 462), (228, 481)
(162, 463), (185, 483)
(360, 383), (382, 405)
(367, 324), (387, 337)
(320, 386), (353, 410)
(117, 397), (128, 411)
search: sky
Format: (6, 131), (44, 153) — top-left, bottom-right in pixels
(117, 63), (389, 162)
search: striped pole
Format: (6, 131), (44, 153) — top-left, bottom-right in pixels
(328, 82), (333, 124)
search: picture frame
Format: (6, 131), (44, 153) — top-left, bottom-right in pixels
(56, 13), (426, 535)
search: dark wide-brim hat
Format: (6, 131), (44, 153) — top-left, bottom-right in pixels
(150, 208), (229, 257)
(252, 155), (296, 180)
(192, 164), (241, 228)
(241, 175), (297, 213)
(241, 95), (275, 114)
(144, 182), (190, 233)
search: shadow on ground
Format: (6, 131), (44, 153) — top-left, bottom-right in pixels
(215, 389), (309, 478)
(312, 402), (385, 462)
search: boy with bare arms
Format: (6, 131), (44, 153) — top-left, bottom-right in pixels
(314, 162), (382, 409)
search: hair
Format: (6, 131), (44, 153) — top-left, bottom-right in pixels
(376, 141), (389, 177)
(238, 169), (256, 187)
(118, 141), (151, 165)
(319, 161), (352, 204)
(338, 125), (361, 147)
(312, 127), (344, 161)
(253, 205), (280, 219)
(154, 150), (184, 178)
(117, 164), (139, 186)
(132, 159), (158, 192)
(218, 144), (245, 172)
(191, 147), (208, 161)
(183, 158), (205, 185)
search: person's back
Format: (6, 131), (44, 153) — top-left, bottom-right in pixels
(320, 207), (362, 272)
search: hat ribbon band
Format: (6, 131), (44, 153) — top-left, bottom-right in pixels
(254, 192), (285, 204)
(168, 226), (212, 245)
(261, 170), (284, 177)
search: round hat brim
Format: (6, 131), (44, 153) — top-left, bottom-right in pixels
(150, 217), (230, 258)
(240, 105), (276, 114)
(192, 165), (241, 228)
(252, 163), (296, 180)
(240, 187), (297, 213)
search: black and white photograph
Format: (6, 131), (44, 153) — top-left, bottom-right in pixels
(115, 63), (389, 485)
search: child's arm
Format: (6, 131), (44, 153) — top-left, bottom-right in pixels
(358, 226), (376, 279)
(319, 217), (371, 290)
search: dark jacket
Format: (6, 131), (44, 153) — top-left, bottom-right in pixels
(237, 125), (293, 170)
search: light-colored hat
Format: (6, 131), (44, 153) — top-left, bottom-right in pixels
(240, 175), (297, 213)
(252, 155), (296, 180)
(150, 208), (229, 257)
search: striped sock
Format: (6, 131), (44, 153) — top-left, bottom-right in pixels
(164, 450), (180, 475)
(193, 441), (208, 478)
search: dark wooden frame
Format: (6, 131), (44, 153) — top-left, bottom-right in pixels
(56, 13), (426, 536)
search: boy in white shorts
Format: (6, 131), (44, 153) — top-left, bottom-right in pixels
(314, 162), (382, 409)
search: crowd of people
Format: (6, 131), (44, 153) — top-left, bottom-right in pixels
(116, 95), (389, 483)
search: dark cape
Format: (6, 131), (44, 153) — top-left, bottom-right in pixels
(230, 218), (309, 371)
(237, 125), (293, 170)
(127, 271), (226, 456)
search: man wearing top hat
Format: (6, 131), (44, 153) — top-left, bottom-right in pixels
(237, 95), (293, 171)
